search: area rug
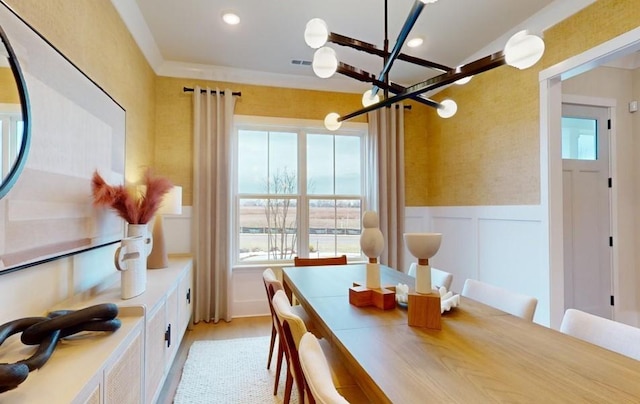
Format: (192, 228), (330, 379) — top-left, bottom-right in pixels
(173, 336), (299, 403)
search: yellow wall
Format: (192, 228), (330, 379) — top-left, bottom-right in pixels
(426, 0), (640, 206)
(0, 67), (19, 103)
(155, 77), (431, 205)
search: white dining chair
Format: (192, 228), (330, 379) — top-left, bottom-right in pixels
(263, 268), (320, 397)
(461, 278), (538, 321)
(560, 308), (640, 361)
(272, 290), (359, 404)
(299, 332), (350, 404)
(407, 263), (453, 291)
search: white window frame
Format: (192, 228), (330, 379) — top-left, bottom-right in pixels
(0, 103), (22, 180)
(232, 115), (371, 266)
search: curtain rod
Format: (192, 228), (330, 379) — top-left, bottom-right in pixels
(183, 87), (241, 96)
(182, 86), (413, 109)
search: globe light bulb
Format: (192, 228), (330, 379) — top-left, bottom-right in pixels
(437, 99), (457, 118)
(304, 18), (329, 49)
(221, 11), (240, 25)
(361, 89), (380, 107)
(324, 112), (342, 131)
(407, 37), (424, 48)
(312, 46), (338, 78)
(504, 30), (545, 70)
(455, 76), (472, 85)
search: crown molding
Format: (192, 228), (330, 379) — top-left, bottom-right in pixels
(110, 0), (163, 69)
(112, 0), (597, 94)
(156, 61), (368, 94)
(461, 0), (597, 64)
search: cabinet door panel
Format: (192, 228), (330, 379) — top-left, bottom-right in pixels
(104, 328), (143, 403)
(145, 304), (166, 404)
(81, 384), (100, 404)
(165, 285), (179, 369)
(178, 266), (193, 333)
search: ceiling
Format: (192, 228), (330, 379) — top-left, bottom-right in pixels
(114, 0), (597, 93)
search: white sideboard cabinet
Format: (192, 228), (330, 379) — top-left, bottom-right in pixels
(1, 255), (193, 404)
(143, 257), (193, 403)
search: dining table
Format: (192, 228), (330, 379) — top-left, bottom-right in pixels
(282, 263), (640, 403)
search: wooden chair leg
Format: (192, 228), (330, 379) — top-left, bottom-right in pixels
(267, 323), (276, 369)
(273, 341), (284, 395)
(284, 367), (293, 404)
(297, 377), (305, 404)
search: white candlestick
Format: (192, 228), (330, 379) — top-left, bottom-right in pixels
(366, 263), (381, 289)
(415, 263), (432, 294)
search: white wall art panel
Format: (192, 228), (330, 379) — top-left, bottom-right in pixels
(0, 4), (125, 274)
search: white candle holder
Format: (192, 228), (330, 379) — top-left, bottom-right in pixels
(403, 232), (443, 329)
(403, 233), (442, 294)
(360, 211), (384, 289)
(349, 211), (396, 310)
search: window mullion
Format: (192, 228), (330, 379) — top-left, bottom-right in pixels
(266, 131), (272, 255)
(298, 129), (309, 258)
(332, 136), (337, 255)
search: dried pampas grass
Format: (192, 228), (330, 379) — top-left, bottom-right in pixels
(92, 168), (173, 224)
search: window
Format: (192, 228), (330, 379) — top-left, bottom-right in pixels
(234, 117), (369, 264)
(0, 108), (24, 179)
(561, 117), (597, 160)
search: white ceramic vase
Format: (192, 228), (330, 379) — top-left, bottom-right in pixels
(127, 223), (153, 259)
(114, 235), (146, 299)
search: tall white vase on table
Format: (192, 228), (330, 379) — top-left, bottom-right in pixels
(403, 233), (442, 294)
(115, 235), (145, 299)
(360, 211), (384, 289)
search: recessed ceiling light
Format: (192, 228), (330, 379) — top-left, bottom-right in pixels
(407, 37), (424, 48)
(222, 11), (240, 25)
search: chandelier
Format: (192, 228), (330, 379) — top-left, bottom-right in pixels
(304, 0), (545, 130)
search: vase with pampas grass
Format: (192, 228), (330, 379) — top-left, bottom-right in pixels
(91, 168), (173, 268)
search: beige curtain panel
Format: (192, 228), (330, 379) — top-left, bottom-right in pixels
(367, 103), (406, 271)
(192, 86), (237, 323)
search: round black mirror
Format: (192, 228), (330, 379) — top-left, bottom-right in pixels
(0, 24), (29, 199)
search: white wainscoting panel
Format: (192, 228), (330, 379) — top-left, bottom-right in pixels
(407, 206), (548, 325)
(232, 266), (271, 318)
(430, 216), (475, 293)
(477, 218), (546, 324)
(164, 206), (192, 255)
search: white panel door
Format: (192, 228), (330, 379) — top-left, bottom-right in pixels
(562, 103), (611, 319)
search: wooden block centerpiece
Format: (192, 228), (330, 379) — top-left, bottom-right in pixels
(407, 292), (441, 330)
(349, 283), (396, 310)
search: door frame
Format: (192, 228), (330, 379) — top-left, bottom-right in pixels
(540, 27), (640, 329)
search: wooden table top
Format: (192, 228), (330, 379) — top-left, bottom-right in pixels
(283, 264), (640, 403)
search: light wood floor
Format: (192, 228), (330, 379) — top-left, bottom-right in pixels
(157, 315), (273, 404)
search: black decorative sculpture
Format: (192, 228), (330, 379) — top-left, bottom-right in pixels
(0, 303), (121, 392)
